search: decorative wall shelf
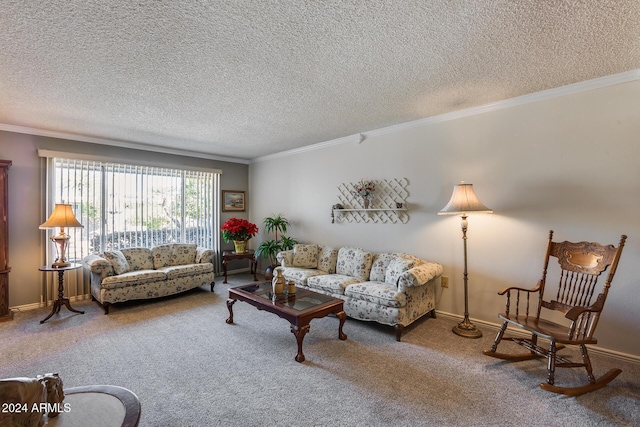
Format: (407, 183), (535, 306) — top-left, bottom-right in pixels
(332, 178), (410, 224)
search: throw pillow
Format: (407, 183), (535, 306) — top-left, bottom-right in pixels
(103, 250), (130, 275)
(292, 244), (319, 268)
(318, 246), (339, 273)
(385, 257), (416, 286)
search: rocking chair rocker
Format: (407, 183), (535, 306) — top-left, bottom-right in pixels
(483, 230), (627, 396)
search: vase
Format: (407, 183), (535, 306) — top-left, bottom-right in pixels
(287, 280), (296, 295)
(363, 197), (370, 209)
(272, 269), (285, 296)
(233, 240), (247, 253)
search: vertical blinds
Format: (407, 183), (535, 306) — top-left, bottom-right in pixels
(49, 157), (220, 261)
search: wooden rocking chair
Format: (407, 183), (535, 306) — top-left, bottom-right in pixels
(483, 230), (627, 396)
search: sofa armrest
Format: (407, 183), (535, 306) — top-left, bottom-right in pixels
(196, 247), (214, 264)
(276, 250), (293, 267)
(397, 262), (443, 293)
(83, 254), (114, 279)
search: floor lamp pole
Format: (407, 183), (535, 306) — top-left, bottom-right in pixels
(452, 213), (482, 338)
(438, 181), (491, 338)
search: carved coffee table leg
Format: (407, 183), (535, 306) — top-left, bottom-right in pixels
(336, 310), (347, 340)
(291, 324), (311, 362)
(226, 299), (236, 324)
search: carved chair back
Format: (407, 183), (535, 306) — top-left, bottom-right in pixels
(535, 231), (626, 340)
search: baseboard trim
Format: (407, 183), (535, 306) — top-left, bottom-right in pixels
(436, 310), (640, 364)
(10, 294), (92, 313)
(222, 267), (252, 277)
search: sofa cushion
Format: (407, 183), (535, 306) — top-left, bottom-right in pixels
(101, 270), (167, 289)
(159, 263), (212, 279)
(292, 244), (319, 268)
(103, 250), (130, 275)
(280, 267), (326, 287)
(385, 257), (416, 285)
(152, 245), (173, 269)
(345, 282), (407, 308)
(121, 247), (154, 271)
(318, 246), (339, 274)
(369, 253), (397, 282)
(336, 247), (373, 280)
(307, 274), (361, 295)
(171, 244), (198, 266)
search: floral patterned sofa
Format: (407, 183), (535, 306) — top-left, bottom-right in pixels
(83, 243), (215, 314)
(277, 245), (443, 341)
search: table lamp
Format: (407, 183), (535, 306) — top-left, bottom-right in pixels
(439, 181), (492, 338)
(40, 203), (84, 267)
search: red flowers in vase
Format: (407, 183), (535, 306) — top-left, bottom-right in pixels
(353, 179), (375, 198)
(221, 218), (258, 242)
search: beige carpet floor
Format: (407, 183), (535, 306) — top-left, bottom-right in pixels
(1, 273), (639, 426)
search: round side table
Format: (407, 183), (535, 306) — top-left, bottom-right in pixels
(45, 385), (141, 427)
(39, 263), (84, 324)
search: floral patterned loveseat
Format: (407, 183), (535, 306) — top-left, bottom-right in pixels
(277, 245), (443, 341)
(83, 243), (215, 314)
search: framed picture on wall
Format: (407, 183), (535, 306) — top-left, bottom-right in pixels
(222, 190), (246, 212)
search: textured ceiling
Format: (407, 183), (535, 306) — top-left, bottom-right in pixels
(1, 1), (640, 162)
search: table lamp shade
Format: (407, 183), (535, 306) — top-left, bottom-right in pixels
(39, 203), (84, 229)
(438, 181), (493, 215)
(40, 204), (83, 267)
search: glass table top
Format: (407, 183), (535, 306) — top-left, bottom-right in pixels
(235, 282), (336, 312)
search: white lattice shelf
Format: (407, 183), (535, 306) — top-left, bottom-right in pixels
(332, 178), (410, 224)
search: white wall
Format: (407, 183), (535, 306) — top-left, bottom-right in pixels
(249, 79), (640, 357)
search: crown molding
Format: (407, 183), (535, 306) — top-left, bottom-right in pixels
(251, 133), (361, 163)
(0, 124), (251, 165)
(251, 69), (640, 163)
(2, 69), (637, 165)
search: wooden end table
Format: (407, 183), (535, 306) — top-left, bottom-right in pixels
(226, 282), (347, 362)
(39, 263), (84, 324)
(222, 250), (258, 283)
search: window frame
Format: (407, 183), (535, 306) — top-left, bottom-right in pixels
(40, 151), (221, 263)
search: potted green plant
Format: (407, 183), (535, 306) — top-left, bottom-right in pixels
(255, 213), (298, 280)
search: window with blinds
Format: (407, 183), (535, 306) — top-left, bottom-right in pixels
(48, 157), (220, 263)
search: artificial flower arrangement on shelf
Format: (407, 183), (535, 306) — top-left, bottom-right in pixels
(353, 179), (375, 208)
(221, 217), (258, 253)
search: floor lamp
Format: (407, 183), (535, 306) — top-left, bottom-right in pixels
(439, 181), (492, 338)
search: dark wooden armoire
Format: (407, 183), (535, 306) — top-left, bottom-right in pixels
(0, 160), (12, 321)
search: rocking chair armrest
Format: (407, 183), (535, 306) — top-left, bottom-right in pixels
(565, 294), (605, 321)
(565, 305), (596, 321)
(497, 281), (542, 296)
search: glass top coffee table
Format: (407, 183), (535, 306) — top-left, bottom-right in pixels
(226, 282), (347, 362)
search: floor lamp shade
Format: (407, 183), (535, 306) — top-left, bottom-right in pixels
(40, 203), (83, 268)
(438, 181), (493, 215)
(439, 181), (492, 338)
